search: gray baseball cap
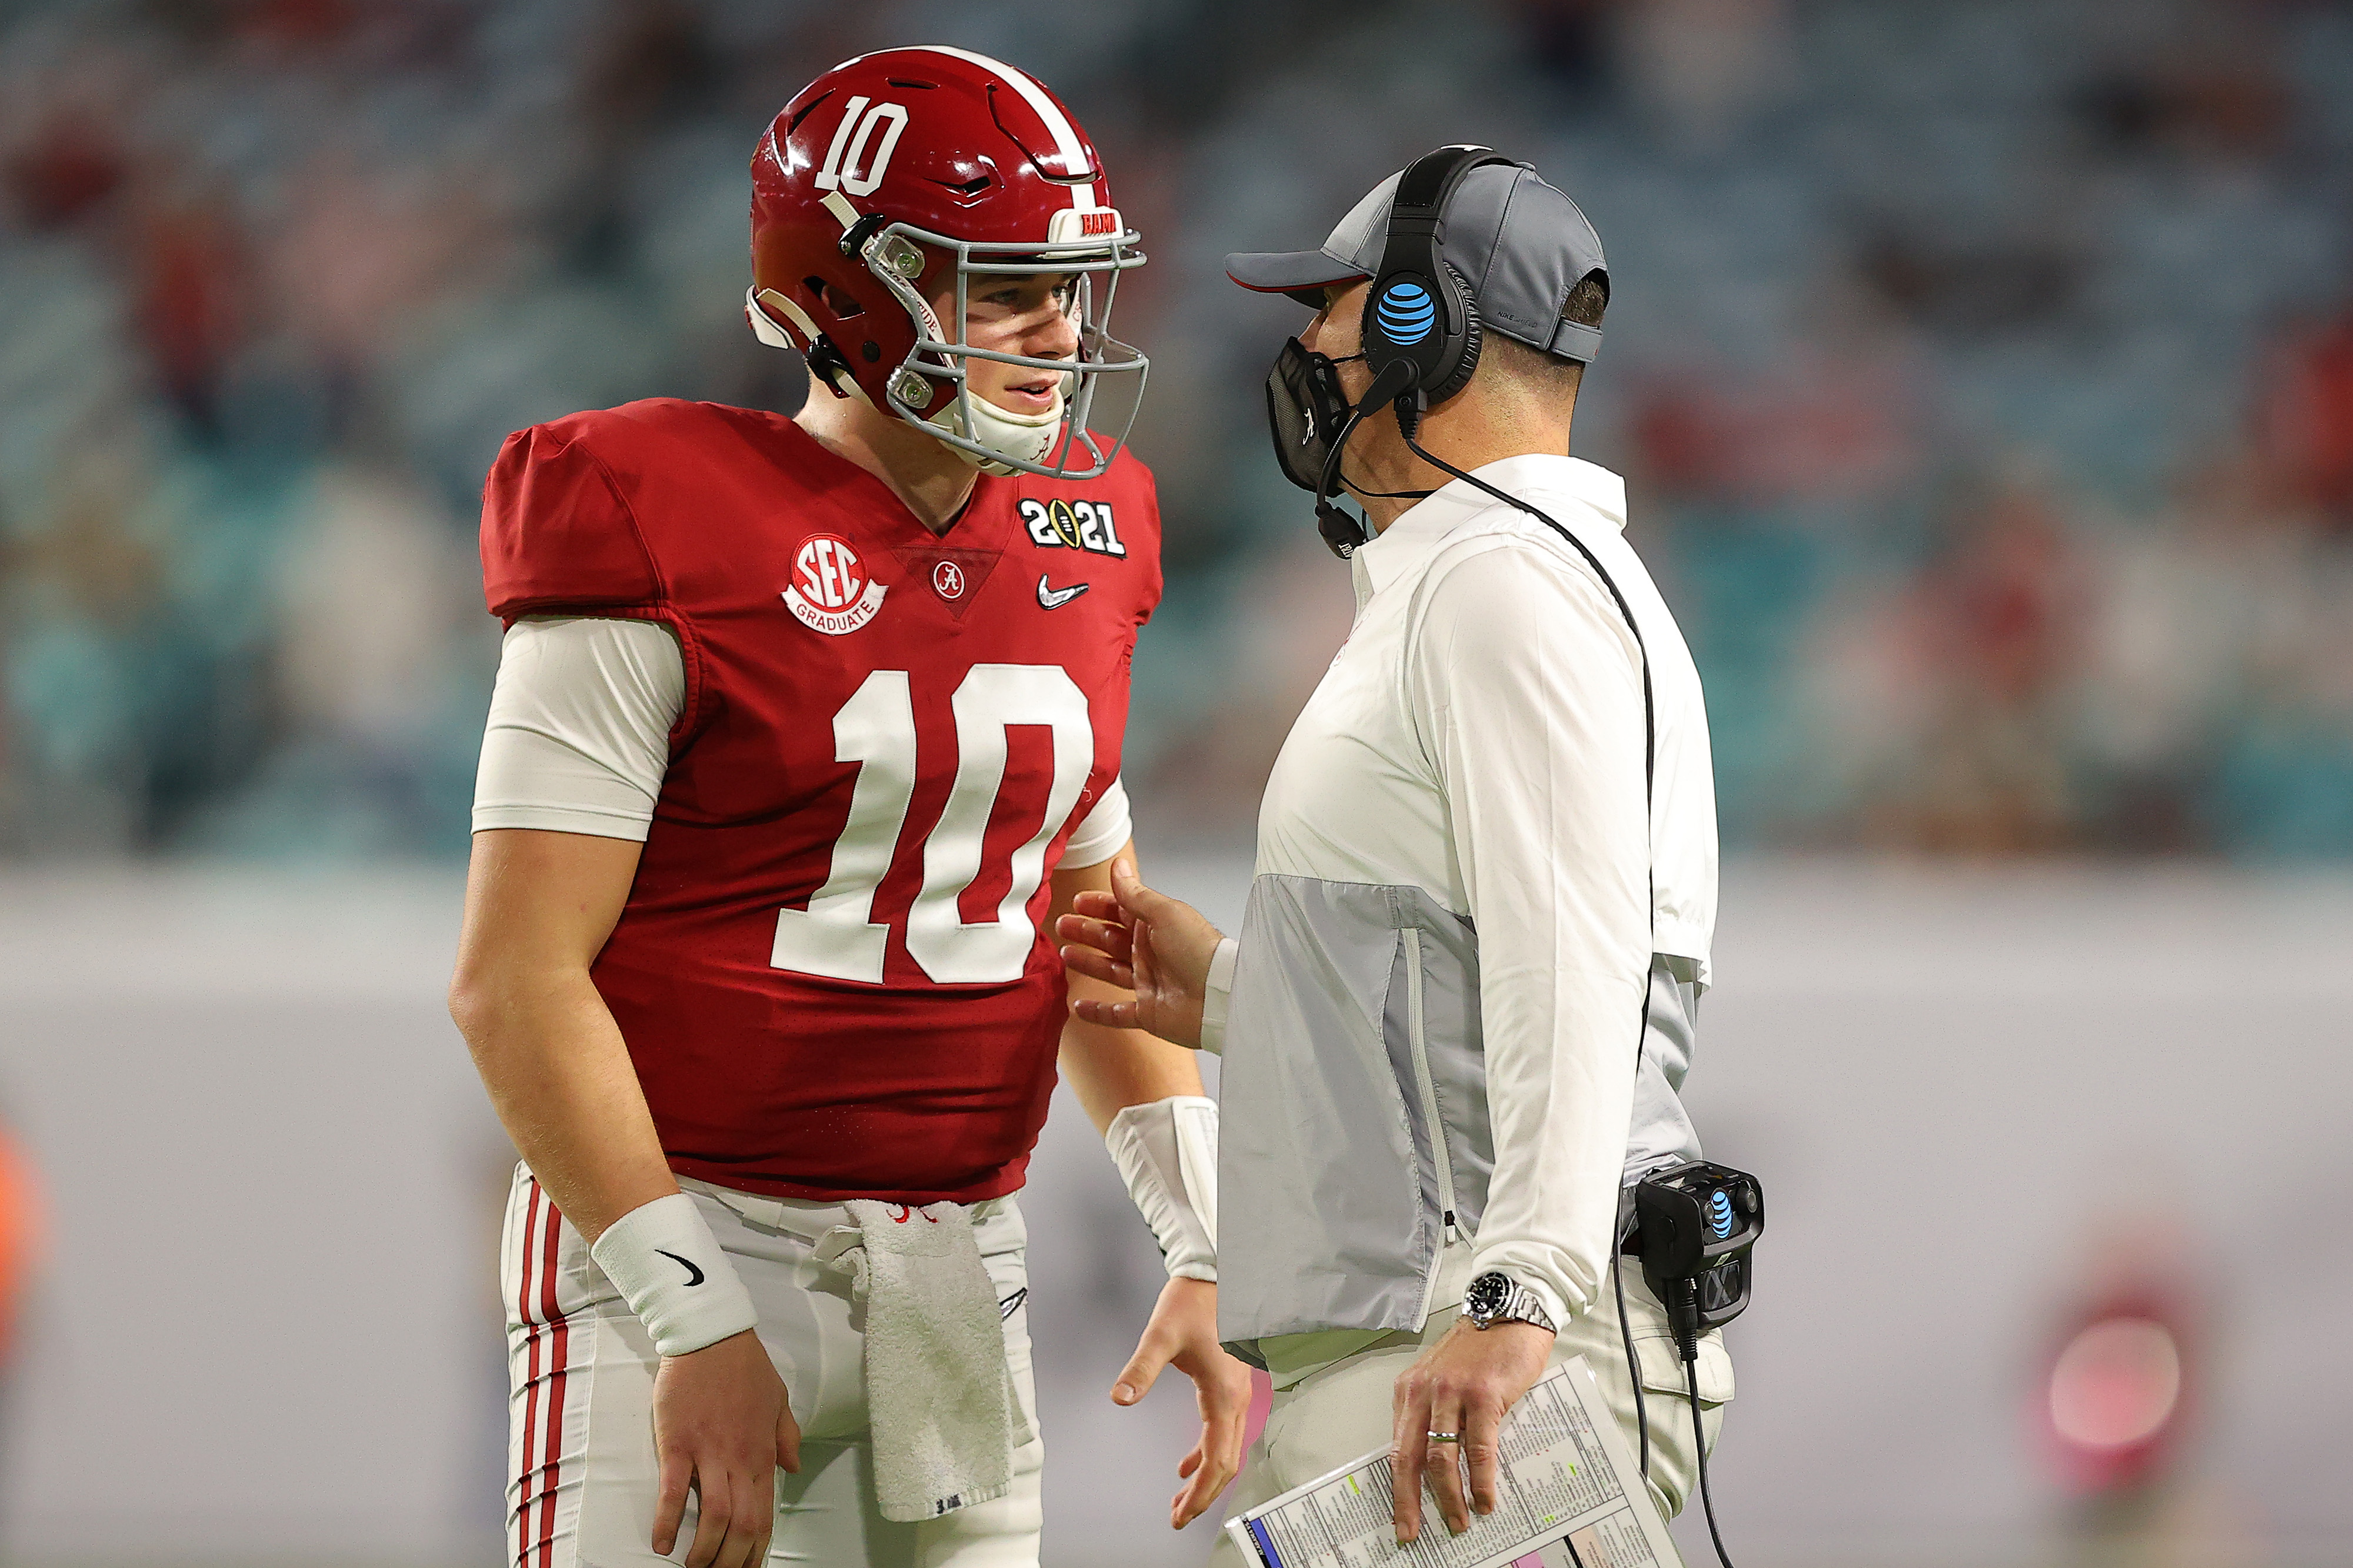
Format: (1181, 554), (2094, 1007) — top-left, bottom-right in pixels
(1225, 161), (1608, 362)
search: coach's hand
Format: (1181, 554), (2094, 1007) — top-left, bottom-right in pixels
(651, 1328), (800, 1568)
(1391, 1315), (1553, 1543)
(1111, 1275), (1255, 1529)
(1056, 859), (1224, 1047)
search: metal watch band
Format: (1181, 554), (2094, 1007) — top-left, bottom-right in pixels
(1467, 1271), (1557, 1334)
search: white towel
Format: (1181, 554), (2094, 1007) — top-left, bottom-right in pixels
(814, 1200), (1012, 1522)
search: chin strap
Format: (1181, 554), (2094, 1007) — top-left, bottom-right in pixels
(924, 381), (1066, 476)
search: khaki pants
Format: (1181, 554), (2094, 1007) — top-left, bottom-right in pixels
(1209, 1250), (1732, 1566)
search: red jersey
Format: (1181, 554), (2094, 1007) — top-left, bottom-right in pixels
(479, 398), (1161, 1203)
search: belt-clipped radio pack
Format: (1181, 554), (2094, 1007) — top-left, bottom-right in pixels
(1634, 1159), (1764, 1342)
(1619, 1159), (1764, 1568)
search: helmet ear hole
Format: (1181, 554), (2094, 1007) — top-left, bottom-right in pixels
(811, 278), (866, 319)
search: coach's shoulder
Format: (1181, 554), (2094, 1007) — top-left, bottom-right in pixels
(1412, 520), (1635, 659)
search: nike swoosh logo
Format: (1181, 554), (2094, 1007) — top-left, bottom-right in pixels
(654, 1249), (705, 1287)
(1036, 575), (1089, 609)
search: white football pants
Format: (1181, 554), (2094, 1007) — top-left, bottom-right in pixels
(1207, 1244), (1732, 1567)
(502, 1165), (1044, 1568)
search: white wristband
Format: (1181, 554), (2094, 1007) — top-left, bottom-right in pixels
(1106, 1095), (1219, 1282)
(589, 1192), (759, 1357)
(1199, 937), (1239, 1056)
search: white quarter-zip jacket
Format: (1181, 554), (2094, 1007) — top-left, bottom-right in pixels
(1213, 453), (1718, 1357)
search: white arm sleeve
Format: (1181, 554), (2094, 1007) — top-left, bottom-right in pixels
(1408, 542), (1651, 1332)
(1104, 1095), (1219, 1281)
(472, 616), (686, 841)
(1061, 775), (1133, 868)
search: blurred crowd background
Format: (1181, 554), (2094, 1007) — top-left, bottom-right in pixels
(4, 0), (2352, 861)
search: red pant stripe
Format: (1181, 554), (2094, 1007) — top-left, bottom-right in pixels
(515, 1182), (544, 1568)
(535, 1185), (572, 1568)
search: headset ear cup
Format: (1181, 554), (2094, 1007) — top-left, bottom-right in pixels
(1361, 273), (1419, 397)
(1426, 264), (1483, 405)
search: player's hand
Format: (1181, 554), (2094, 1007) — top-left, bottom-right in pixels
(1110, 1275), (1255, 1529)
(651, 1328), (800, 1568)
(1056, 858), (1224, 1047)
(1390, 1315), (1552, 1543)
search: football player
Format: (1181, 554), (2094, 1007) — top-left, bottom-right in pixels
(448, 48), (1249, 1568)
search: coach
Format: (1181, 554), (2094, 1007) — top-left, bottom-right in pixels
(1059, 148), (1732, 1553)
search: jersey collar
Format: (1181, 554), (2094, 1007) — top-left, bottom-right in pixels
(1351, 454), (1628, 608)
(775, 415), (1015, 549)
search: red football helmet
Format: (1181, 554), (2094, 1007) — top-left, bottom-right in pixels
(748, 46), (1148, 479)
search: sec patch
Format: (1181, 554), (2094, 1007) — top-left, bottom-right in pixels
(784, 533), (886, 635)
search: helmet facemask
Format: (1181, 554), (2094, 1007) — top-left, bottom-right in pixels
(855, 216), (1148, 480)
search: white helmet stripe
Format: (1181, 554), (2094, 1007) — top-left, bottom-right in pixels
(912, 45), (1097, 212)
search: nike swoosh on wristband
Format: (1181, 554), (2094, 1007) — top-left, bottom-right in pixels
(1036, 575), (1089, 609)
(654, 1249), (706, 1287)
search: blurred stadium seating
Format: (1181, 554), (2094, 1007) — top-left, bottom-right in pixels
(1, 0), (2348, 858)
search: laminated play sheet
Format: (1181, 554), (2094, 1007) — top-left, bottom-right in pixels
(1223, 1356), (1685, 1568)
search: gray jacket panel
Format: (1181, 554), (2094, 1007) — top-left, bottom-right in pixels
(1218, 873), (1705, 1361)
(1215, 875), (1465, 1357)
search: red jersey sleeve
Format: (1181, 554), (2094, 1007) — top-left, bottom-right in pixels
(479, 423), (665, 621)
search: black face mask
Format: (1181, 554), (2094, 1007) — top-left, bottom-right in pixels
(1264, 339), (1432, 556)
(1264, 338), (1360, 493)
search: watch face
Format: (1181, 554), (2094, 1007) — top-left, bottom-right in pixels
(1467, 1273), (1508, 1316)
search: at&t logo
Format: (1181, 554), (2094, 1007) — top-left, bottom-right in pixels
(1376, 280), (1436, 346)
(784, 533), (888, 635)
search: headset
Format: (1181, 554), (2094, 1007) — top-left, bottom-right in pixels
(1308, 143), (1514, 556)
(1359, 144), (1514, 413)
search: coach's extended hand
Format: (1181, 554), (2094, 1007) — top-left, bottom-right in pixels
(1055, 859), (1224, 1047)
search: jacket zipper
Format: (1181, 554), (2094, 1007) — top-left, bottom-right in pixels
(1400, 928), (1460, 1249)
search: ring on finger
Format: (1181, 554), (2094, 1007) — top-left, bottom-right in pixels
(1426, 1430), (1461, 1443)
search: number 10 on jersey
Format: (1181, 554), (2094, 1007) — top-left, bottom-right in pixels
(770, 664), (1095, 986)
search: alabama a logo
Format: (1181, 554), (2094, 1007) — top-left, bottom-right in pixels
(784, 533), (886, 635)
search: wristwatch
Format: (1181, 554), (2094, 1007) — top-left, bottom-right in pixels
(1464, 1270), (1557, 1333)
